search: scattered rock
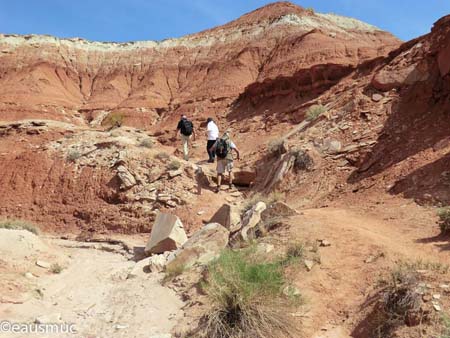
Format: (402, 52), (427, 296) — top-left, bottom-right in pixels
(324, 139), (342, 154)
(116, 164), (137, 190)
(372, 63), (430, 91)
(240, 202), (267, 241)
(318, 239), (331, 247)
(128, 258), (149, 278)
(148, 253), (169, 272)
(114, 324), (129, 330)
(261, 201), (297, 221)
(304, 259), (314, 271)
(364, 252), (384, 263)
(35, 313), (62, 324)
(371, 93), (383, 102)
(168, 169), (183, 179)
(433, 303), (442, 312)
(209, 203), (242, 233)
(166, 223), (229, 270)
(25, 272), (36, 279)
(422, 294), (432, 302)
(433, 294), (441, 300)
(36, 260), (51, 269)
(256, 243), (275, 254)
(145, 213), (188, 255)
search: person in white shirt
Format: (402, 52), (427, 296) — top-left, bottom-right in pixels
(206, 117), (219, 163)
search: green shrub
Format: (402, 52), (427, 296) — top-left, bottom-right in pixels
(139, 138), (154, 148)
(104, 112), (124, 128)
(204, 248), (300, 338)
(0, 219), (39, 235)
(306, 104), (326, 121)
(167, 160), (181, 171)
(66, 149), (81, 162)
(438, 207), (450, 234)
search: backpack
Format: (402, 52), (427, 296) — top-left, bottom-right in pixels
(180, 119), (193, 136)
(215, 138), (230, 159)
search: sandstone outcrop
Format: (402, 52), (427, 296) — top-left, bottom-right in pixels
(0, 2), (399, 127)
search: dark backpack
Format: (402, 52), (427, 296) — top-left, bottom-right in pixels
(180, 119), (193, 136)
(215, 138), (230, 159)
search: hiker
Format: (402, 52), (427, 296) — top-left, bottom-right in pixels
(175, 115), (196, 161)
(206, 117), (219, 163)
(209, 130), (240, 193)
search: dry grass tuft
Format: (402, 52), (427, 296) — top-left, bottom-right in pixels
(203, 248), (302, 338)
(438, 207), (450, 234)
(0, 219), (39, 235)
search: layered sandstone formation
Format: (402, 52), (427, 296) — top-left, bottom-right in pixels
(0, 2), (399, 127)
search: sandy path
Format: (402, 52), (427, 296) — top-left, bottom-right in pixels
(0, 242), (183, 338)
(282, 204), (450, 337)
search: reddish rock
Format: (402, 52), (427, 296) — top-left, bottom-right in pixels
(0, 2), (399, 126)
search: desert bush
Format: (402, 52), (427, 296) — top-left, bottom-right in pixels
(306, 104), (326, 121)
(155, 151), (170, 161)
(373, 265), (423, 337)
(305, 7), (315, 14)
(399, 259), (450, 274)
(139, 138), (153, 148)
(291, 149), (314, 171)
(66, 149), (81, 162)
(167, 160), (181, 171)
(104, 112), (124, 128)
(0, 219), (39, 235)
(204, 248), (301, 338)
(50, 263), (63, 274)
(267, 138), (286, 156)
(438, 207), (450, 234)
(242, 191), (284, 214)
(283, 242), (305, 265)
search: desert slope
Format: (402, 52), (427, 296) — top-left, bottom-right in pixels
(0, 2), (399, 127)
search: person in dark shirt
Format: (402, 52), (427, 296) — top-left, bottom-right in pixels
(175, 115), (196, 161)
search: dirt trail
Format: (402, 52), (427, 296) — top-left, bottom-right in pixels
(0, 240), (183, 338)
(284, 202), (449, 337)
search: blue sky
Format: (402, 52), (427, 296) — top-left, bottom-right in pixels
(0, 1), (449, 42)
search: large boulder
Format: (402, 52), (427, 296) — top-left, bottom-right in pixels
(372, 62), (430, 91)
(261, 201), (298, 221)
(145, 213), (188, 255)
(165, 223), (229, 270)
(240, 202), (267, 241)
(209, 204), (242, 233)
